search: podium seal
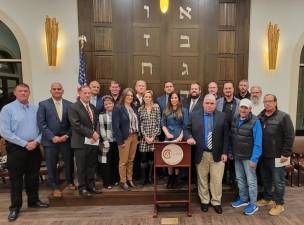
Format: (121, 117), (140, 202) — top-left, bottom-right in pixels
(161, 144), (184, 165)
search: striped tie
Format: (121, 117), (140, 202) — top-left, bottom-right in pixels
(207, 114), (212, 150)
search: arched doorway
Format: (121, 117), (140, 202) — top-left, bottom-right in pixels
(0, 20), (22, 109)
(296, 46), (304, 135)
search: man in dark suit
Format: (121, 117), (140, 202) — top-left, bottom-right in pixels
(155, 81), (175, 115)
(182, 82), (203, 184)
(89, 80), (103, 114)
(68, 85), (102, 196)
(183, 82), (203, 115)
(37, 82), (75, 198)
(184, 94), (229, 214)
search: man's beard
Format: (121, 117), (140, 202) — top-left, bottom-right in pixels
(251, 96), (260, 105)
(190, 94), (200, 99)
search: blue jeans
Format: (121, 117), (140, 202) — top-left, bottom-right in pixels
(259, 157), (285, 205)
(234, 159), (258, 204)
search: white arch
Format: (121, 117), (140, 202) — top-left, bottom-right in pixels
(0, 9), (33, 101)
(289, 32), (304, 126)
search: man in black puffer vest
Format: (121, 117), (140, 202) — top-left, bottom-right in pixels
(257, 94), (295, 216)
(230, 98), (262, 216)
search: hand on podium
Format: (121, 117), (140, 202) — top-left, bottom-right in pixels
(186, 138), (196, 145)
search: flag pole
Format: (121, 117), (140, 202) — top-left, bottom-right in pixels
(79, 35), (87, 49)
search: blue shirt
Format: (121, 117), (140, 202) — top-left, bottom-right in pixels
(238, 118), (262, 163)
(203, 112), (214, 149)
(161, 108), (189, 140)
(0, 100), (41, 147)
(90, 96), (97, 107)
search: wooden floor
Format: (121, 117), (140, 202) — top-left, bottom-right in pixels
(0, 181), (303, 225)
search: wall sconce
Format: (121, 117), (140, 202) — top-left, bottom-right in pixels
(268, 22), (280, 70)
(160, 0), (169, 14)
(45, 16), (59, 66)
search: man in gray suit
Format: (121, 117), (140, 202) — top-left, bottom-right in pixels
(184, 94), (229, 214)
(37, 82), (75, 198)
(68, 85), (101, 196)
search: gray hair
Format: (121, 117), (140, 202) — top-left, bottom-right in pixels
(204, 93), (216, 103)
(250, 85), (262, 94)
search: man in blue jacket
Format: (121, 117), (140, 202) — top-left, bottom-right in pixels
(37, 82), (75, 198)
(230, 98), (262, 215)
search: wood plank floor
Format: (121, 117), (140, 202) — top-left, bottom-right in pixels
(0, 182), (303, 225)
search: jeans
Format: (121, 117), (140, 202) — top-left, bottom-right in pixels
(259, 157), (285, 205)
(234, 159), (258, 204)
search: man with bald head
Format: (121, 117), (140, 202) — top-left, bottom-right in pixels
(208, 82), (219, 100)
(89, 80), (104, 114)
(184, 94), (229, 214)
(37, 82), (75, 198)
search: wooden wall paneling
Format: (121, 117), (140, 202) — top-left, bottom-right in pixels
(94, 27), (113, 51)
(84, 52), (93, 82)
(78, 0), (250, 97)
(93, 0), (112, 23)
(219, 3), (236, 26)
(77, 0), (93, 51)
(94, 54), (113, 81)
(133, 56), (160, 83)
(218, 31), (236, 54)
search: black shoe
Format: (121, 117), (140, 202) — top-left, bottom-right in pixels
(120, 182), (130, 191)
(200, 203), (209, 212)
(28, 200), (49, 208)
(79, 189), (92, 197)
(166, 175), (173, 189)
(212, 205), (223, 214)
(88, 187), (103, 194)
(127, 180), (136, 188)
(8, 209), (19, 222)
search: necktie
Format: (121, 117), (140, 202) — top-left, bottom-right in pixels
(189, 99), (196, 112)
(55, 101), (62, 121)
(207, 114), (213, 150)
(85, 104), (93, 123)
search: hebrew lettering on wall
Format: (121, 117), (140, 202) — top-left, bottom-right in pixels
(179, 6), (192, 20)
(180, 35), (190, 48)
(144, 5), (150, 19)
(141, 62), (153, 75)
(181, 62), (189, 76)
(143, 34), (151, 47)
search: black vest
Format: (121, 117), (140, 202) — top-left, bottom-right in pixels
(231, 113), (257, 160)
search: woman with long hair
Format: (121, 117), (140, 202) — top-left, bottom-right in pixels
(161, 91), (189, 188)
(112, 88), (139, 191)
(138, 90), (161, 185)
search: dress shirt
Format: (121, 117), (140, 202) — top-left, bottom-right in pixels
(0, 100), (41, 147)
(90, 95), (97, 107)
(52, 98), (63, 121)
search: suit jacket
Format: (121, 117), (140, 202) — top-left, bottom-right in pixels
(94, 95), (104, 114)
(182, 96), (203, 114)
(68, 100), (99, 149)
(155, 95), (167, 115)
(112, 103), (139, 145)
(183, 109), (229, 163)
(37, 98), (71, 147)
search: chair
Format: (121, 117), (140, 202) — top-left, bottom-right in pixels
(291, 136), (304, 186)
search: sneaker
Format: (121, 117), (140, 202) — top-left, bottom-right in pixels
(257, 199), (274, 207)
(243, 203), (259, 215)
(231, 199), (249, 208)
(269, 204), (284, 216)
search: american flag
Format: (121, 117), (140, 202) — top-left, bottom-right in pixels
(78, 48), (87, 89)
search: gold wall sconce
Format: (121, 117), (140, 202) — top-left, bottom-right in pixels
(268, 22), (280, 70)
(45, 16), (59, 66)
(160, 0), (169, 14)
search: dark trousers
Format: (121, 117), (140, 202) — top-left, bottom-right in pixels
(74, 146), (98, 191)
(99, 142), (119, 187)
(133, 145), (141, 180)
(6, 143), (42, 210)
(260, 157), (286, 205)
(44, 142), (74, 190)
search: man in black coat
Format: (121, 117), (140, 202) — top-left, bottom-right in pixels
(184, 94), (229, 214)
(257, 94), (295, 216)
(68, 86), (102, 196)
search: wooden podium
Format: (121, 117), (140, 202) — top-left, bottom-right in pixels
(153, 142), (191, 217)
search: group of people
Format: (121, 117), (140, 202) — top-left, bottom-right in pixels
(0, 78), (295, 221)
